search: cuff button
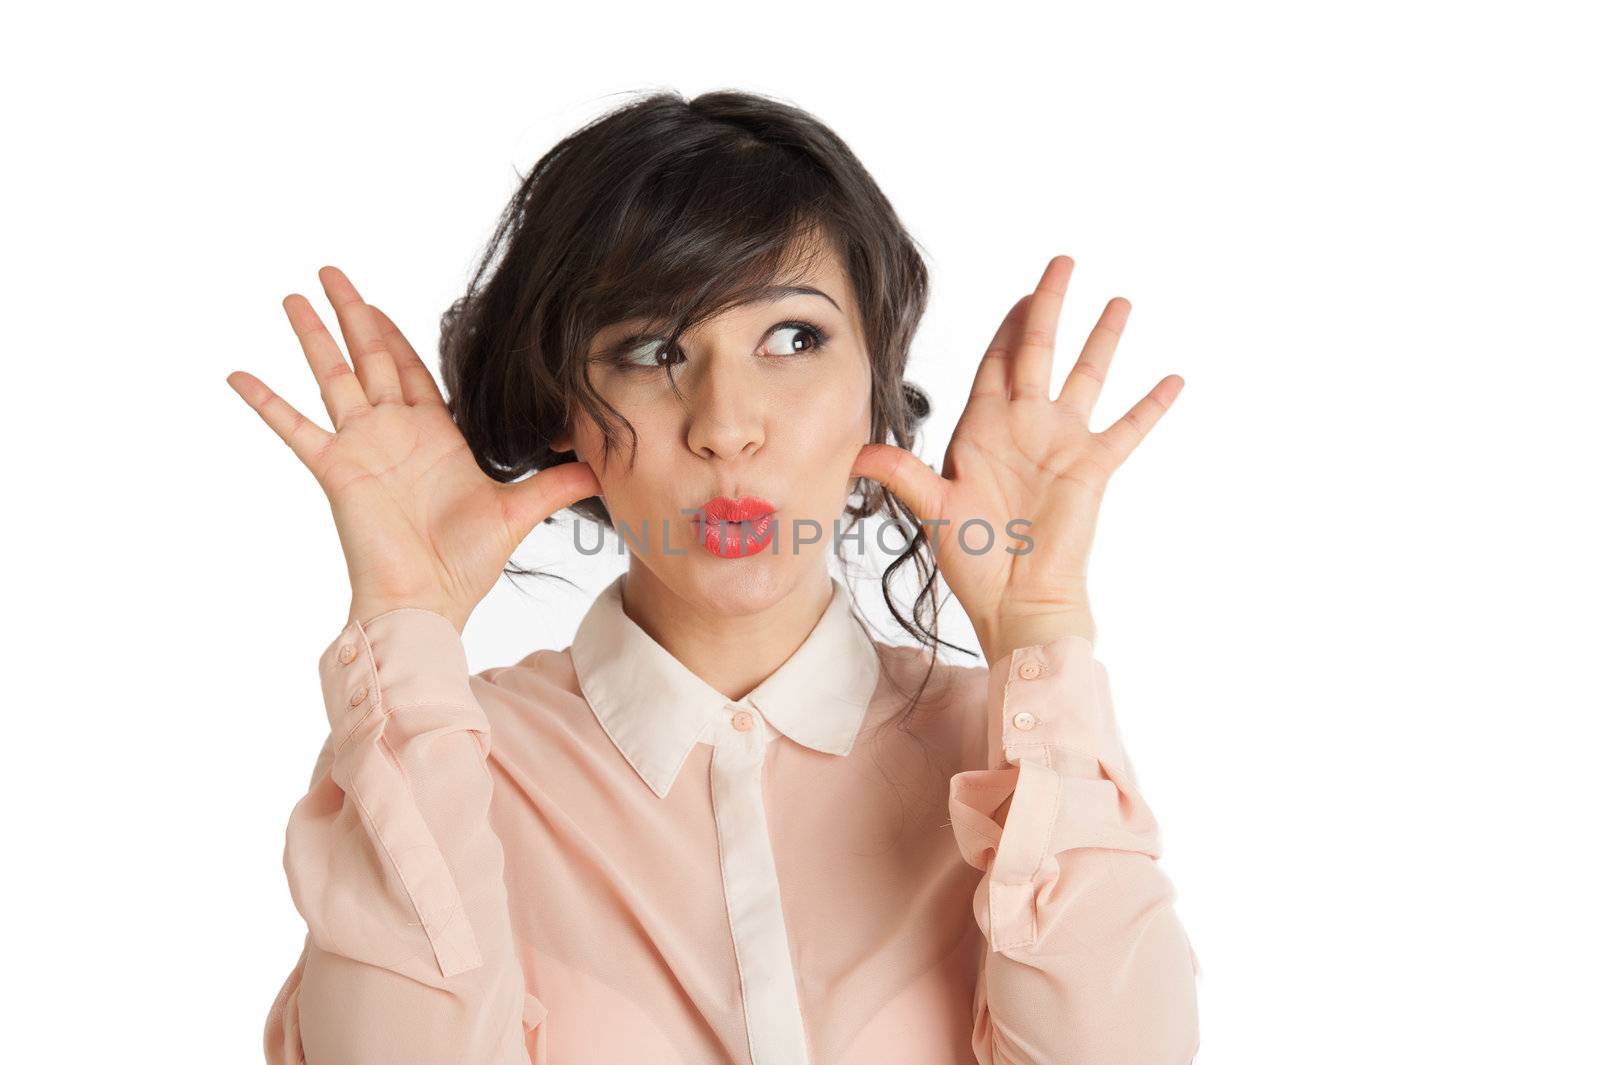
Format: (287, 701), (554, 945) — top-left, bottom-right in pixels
(337, 644), (358, 665)
(1012, 711), (1038, 731)
(349, 685), (369, 707)
(1018, 660), (1042, 680)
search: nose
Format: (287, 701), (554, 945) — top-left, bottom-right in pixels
(684, 356), (764, 462)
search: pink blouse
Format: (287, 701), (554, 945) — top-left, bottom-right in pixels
(263, 573), (1200, 1063)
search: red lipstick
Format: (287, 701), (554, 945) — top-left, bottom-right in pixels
(694, 496), (776, 559)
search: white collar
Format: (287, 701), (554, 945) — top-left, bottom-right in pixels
(568, 573), (883, 798)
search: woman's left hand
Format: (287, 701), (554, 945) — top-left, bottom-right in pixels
(851, 255), (1183, 666)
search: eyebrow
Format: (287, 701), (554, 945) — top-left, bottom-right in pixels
(738, 284), (842, 314)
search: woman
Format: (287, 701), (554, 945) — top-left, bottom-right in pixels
(229, 90), (1199, 1064)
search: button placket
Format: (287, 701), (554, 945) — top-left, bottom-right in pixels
(1003, 652), (1049, 764)
(1014, 654), (1046, 730)
(709, 707), (809, 1064)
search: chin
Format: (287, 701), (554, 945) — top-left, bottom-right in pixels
(636, 551), (802, 618)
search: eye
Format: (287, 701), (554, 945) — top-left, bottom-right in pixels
(612, 335), (684, 370)
(607, 319), (831, 371)
(763, 320), (830, 357)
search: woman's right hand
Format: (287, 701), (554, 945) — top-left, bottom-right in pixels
(226, 265), (602, 634)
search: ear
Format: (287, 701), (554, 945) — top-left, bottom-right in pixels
(551, 415), (577, 454)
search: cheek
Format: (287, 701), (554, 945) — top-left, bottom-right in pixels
(570, 396), (677, 508)
(834, 356), (874, 445)
(785, 366), (871, 470)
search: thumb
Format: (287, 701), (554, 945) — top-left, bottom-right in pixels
(501, 460), (604, 543)
(852, 443), (947, 525)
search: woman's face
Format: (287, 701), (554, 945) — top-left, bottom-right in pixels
(553, 242), (873, 614)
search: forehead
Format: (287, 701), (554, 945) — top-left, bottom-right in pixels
(781, 235), (854, 310)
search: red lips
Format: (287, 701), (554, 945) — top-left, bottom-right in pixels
(701, 496), (776, 523)
(695, 496), (776, 559)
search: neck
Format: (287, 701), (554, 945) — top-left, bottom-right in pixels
(619, 562), (835, 702)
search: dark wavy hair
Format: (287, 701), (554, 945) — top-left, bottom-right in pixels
(437, 88), (979, 762)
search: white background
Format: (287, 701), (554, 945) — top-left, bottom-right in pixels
(4, 2), (1596, 1061)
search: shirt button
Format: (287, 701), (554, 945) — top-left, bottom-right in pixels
(1012, 711), (1038, 731)
(1018, 660), (1042, 680)
(337, 644), (357, 665)
(731, 710), (754, 732)
(349, 685), (369, 707)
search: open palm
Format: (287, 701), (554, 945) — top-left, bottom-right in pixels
(226, 266), (600, 632)
(851, 256), (1182, 660)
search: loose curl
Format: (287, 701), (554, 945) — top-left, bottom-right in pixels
(437, 88), (980, 778)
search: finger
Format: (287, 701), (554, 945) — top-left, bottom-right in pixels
(1010, 255), (1075, 402)
(850, 443), (948, 525)
(967, 295), (1031, 403)
(1057, 297), (1130, 413)
(283, 293), (369, 429)
(1095, 374), (1184, 467)
(369, 304), (447, 407)
(319, 266), (405, 407)
(225, 370), (334, 471)
(500, 460), (605, 544)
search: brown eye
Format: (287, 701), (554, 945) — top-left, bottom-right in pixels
(615, 337), (683, 369)
(610, 318), (829, 370)
(764, 321), (830, 357)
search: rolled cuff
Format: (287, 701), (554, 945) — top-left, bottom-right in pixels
(949, 632), (1160, 951)
(289, 607), (490, 982)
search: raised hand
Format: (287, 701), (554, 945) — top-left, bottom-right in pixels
(851, 255), (1182, 665)
(226, 266), (601, 634)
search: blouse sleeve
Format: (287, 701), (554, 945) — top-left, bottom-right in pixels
(262, 607), (542, 1064)
(947, 632), (1201, 1064)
